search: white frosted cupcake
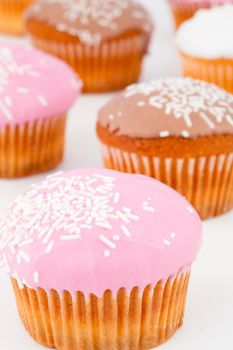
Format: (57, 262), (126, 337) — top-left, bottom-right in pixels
(176, 5), (233, 93)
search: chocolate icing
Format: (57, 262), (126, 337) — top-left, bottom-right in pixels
(98, 78), (233, 139)
(25, 0), (153, 46)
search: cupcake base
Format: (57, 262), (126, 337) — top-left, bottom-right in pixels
(0, 114), (66, 178)
(0, 0), (32, 35)
(11, 268), (190, 350)
(25, 19), (149, 92)
(180, 53), (233, 94)
(99, 143), (233, 220)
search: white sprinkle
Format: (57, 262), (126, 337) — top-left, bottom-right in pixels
(113, 235), (120, 241)
(137, 101), (145, 107)
(163, 239), (171, 246)
(170, 232), (176, 238)
(96, 222), (112, 230)
(160, 130), (170, 138)
(200, 112), (215, 129)
(17, 87), (29, 94)
(42, 228), (54, 244)
(61, 234), (81, 241)
(33, 271), (39, 283)
(187, 206), (194, 214)
(113, 192), (120, 203)
(80, 224), (92, 229)
(18, 239), (33, 247)
(47, 171), (63, 178)
(121, 224), (131, 237)
(226, 115), (233, 126)
(123, 207), (131, 214)
(93, 173), (115, 182)
(4, 96), (12, 107)
(104, 250), (110, 258)
(109, 114), (115, 120)
(99, 235), (116, 249)
(142, 206), (155, 213)
(181, 130), (190, 138)
(18, 250), (31, 263)
(116, 211), (130, 223)
(45, 240), (55, 253)
(37, 94), (48, 107)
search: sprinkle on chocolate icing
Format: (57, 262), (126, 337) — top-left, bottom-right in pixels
(25, 0), (153, 46)
(98, 78), (233, 138)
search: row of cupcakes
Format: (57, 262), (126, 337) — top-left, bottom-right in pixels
(0, 42), (232, 220)
(0, 0), (232, 94)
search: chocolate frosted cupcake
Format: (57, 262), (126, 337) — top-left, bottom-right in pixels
(97, 78), (233, 219)
(25, 0), (153, 92)
(0, 168), (202, 350)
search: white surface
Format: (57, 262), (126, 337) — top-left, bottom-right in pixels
(0, 0), (232, 349)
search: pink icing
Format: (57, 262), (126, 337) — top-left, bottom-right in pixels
(169, 0), (232, 3)
(0, 168), (202, 296)
(0, 43), (82, 126)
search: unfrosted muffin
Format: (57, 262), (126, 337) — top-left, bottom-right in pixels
(0, 0), (33, 34)
(24, 0), (153, 92)
(168, 0), (233, 27)
(0, 43), (82, 178)
(176, 5), (233, 93)
(0, 168), (202, 350)
(96, 78), (233, 219)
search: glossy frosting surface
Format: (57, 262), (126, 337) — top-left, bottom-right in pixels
(0, 43), (81, 126)
(0, 168), (202, 296)
(98, 78), (233, 139)
(176, 5), (233, 59)
(25, 0), (153, 46)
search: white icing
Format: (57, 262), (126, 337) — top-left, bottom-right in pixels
(176, 5), (233, 59)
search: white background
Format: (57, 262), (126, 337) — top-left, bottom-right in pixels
(0, 0), (233, 349)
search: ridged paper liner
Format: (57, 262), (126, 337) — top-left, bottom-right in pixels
(28, 35), (147, 92)
(168, 1), (204, 27)
(180, 53), (233, 94)
(0, 0), (32, 34)
(100, 144), (233, 219)
(0, 115), (66, 178)
(11, 268), (190, 350)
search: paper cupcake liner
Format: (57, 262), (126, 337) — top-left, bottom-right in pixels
(0, 114), (66, 178)
(168, 1), (205, 27)
(100, 144), (233, 219)
(0, 0), (32, 34)
(11, 267), (191, 350)
(180, 53), (233, 94)
(29, 35), (147, 92)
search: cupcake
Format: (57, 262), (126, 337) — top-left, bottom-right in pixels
(24, 0), (153, 93)
(176, 5), (233, 93)
(0, 168), (202, 350)
(0, 43), (81, 178)
(168, 0), (233, 28)
(0, 0), (33, 34)
(96, 78), (233, 220)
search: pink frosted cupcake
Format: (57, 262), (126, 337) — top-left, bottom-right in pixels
(0, 168), (202, 350)
(168, 0), (233, 27)
(0, 43), (82, 178)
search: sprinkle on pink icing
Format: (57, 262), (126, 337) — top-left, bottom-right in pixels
(0, 43), (82, 126)
(0, 168), (202, 296)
